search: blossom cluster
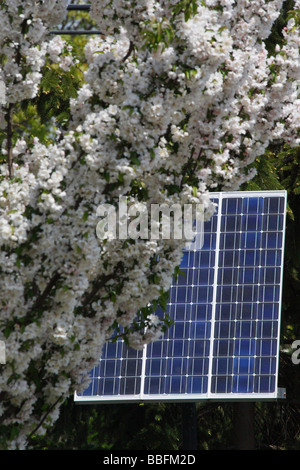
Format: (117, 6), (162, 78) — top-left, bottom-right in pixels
(0, 1), (68, 110)
(0, 0), (299, 449)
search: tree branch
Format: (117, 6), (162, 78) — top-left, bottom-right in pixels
(180, 147), (203, 188)
(29, 271), (61, 317)
(26, 395), (64, 444)
(122, 41), (134, 62)
(81, 261), (124, 313)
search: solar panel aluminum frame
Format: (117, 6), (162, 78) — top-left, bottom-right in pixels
(74, 190), (287, 404)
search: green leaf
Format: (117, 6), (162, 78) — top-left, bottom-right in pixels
(192, 186), (198, 197)
(82, 210), (89, 222)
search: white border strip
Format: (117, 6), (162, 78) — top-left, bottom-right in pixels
(74, 391), (279, 404)
(207, 193), (222, 394)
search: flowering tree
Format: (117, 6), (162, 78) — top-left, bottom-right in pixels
(0, 0), (299, 449)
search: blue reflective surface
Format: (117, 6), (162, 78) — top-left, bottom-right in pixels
(78, 193), (286, 399)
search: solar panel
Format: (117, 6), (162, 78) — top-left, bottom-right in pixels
(74, 191), (287, 403)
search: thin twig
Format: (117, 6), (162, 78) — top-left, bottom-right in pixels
(26, 395), (64, 443)
(81, 261), (124, 310)
(122, 41), (134, 62)
(180, 148), (203, 188)
(29, 271), (61, 317)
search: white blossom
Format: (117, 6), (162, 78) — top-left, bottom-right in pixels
(0, 0), (299, 450)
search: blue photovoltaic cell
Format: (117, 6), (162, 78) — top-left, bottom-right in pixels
(82, 339), (144, 397)
(75, 191), (286, 402)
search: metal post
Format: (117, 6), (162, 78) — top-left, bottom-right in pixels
(181, 402), (198, 450)
(51, 4), (101, 35)
(50, 30), (102, 35)
(232, 402), (255, 450)
(67, 4), (90, 10)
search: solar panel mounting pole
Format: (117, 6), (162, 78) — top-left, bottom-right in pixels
(51, 4), (102, 35)
(232, 402), (255, 450)
(67, 4), (90, 10)
(181, 403), (198, 450)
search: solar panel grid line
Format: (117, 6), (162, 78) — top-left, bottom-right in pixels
(74, 190), (287, 404)
(139, 333), (148, 400)
(207, 194), (222, 395)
